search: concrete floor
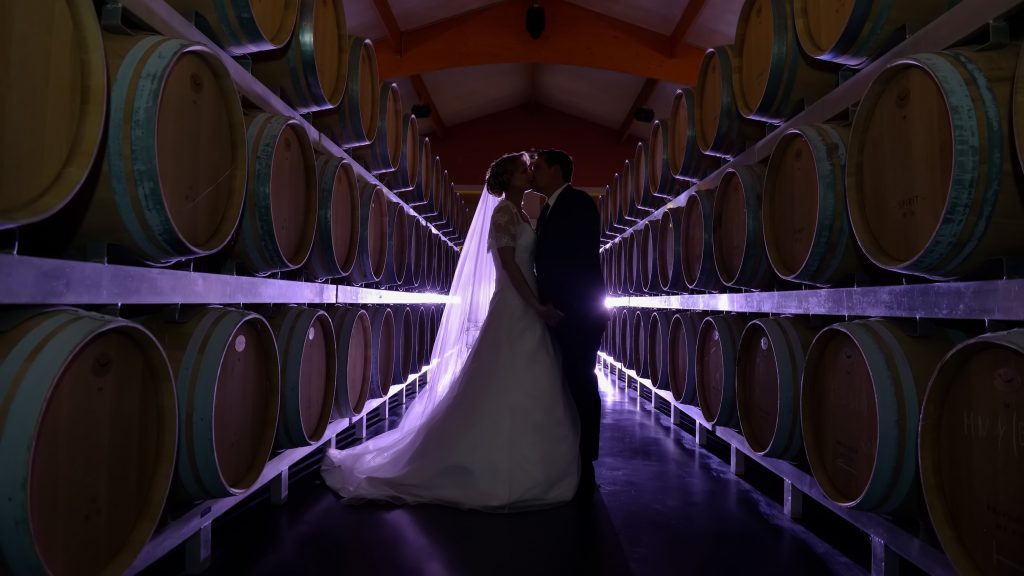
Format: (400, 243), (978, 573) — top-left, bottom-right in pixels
(145, 367), (868, 576)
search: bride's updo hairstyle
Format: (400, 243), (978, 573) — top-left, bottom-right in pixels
(484, 152), (527, 197)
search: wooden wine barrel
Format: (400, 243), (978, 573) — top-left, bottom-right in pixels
(602, 180), (619, 234)
(384, 114), (421, 193)
(348, 180), (389, 285)
(267, 306), (336, 449)
(631, 310), (648, 376)
(681, 189), (725, 292)
(696, 314), (748, 427)
(620, 161), (642, 224)
(616, 308), (632, 363)
(422, 232), (437, 292)
(919, 329), (1024, 576)
(142, 306), (280, 500)
(605, 240), (617, 296)
(668, 88), (714, 182)
(733, 0), (836, 122)
(415, 305), (431, 368)
(1, 0), (106, 229)
(668, 312), (710, 404)
(378, 200), (409, 288)
(416, 220), (431, 291)
(713, 164), (773, 290)
(620, 235), (633, 296)
(427, 159), (445, 220)
(1012, 42), (1024, 186)
(736, 316), (815, 459)
(437, 239), (450, 293)
(647, 311), (674, 390)
(604, 240), (617, 296)
(75, 34), (246, 264)
(764, 124), (859, 286)
(696, 46), (763, 158)
(392, 305), (415, 385)
(630, 142), (658, 215)
(234, 112), (317, 273)
(365, 306), (395, 399)
(426, 306), (441, 360)
(606, 186), (626, 233)
(413, 156), (441, 221)
(603, 249), (613, 297)
(432, 233), (443, 291)
(647, 121), (677, 200)
(794, 0), (955, 67)
(425, 169), (449, 226)
(436, 181), (452, 233)
(167, 0), (298, 55)
(801, 318), (962, 513)
(251, 0), (347, 112)
(600, 193), (613, 240)
(610, 174), (627, 228)
(351, 82), (402, 174)
(848, 46), (1024, 280)
(618, 230), (634, 293)
(305, 156), (359, 280)
(313, 36), (380, 147)
(0, 308), (176, 576)
(328, 306), (371, 418)
(639, 221), (659, 294)
(602, 300), (613, 354)
(439, 243), (454, 291)
(402, 138), (434, 208)
(404, 215), (424, 289)
(657, 208), (687, 293)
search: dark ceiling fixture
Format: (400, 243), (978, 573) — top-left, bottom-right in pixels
(526, 2), (545, 40)
(633, 107), (655, 123)
(411, 104), (432, 118)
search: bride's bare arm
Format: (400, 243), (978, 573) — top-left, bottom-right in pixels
(496, 247), (562, 325)
(495, 246), (541, 310)
(490, 202), (562, 324)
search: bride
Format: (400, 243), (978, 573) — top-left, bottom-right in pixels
(321, 152), (581, 510)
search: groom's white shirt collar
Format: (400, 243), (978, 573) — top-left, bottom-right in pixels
(545, 183), (570, 209)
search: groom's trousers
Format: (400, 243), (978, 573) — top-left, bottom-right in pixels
(553, 318), (604, 463)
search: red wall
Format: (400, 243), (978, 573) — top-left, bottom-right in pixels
(427, 103), (641, 190)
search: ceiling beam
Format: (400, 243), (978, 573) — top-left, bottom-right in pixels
(614, 0), (708, 142)
(669, 0), (709, 56)
(375, 0), (703, 85)
(370, 0), (404, 54)
(411, 74), (446, 138)
(617, 78), (658, 143)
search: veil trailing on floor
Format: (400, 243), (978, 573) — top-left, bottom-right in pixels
(421, 188), (500, 401)
(321, 190), (502, 496)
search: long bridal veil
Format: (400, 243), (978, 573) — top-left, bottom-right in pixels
(321, 190), (502, 494)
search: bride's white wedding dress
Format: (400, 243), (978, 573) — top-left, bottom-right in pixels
(321, 198), (580, 510)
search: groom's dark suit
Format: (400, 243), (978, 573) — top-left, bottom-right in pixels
(535, 185), (607, 463)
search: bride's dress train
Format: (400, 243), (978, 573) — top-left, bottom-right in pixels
(321, 197), (580, 510)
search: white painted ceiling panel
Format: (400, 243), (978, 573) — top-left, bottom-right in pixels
(537, 65), (643, 129)
(684, 0), (743, 48)
(563, 0), (689, 36)
(423, 64), (531, 126)
(341, 0), (388, 40)
(388, 0), (506, 30)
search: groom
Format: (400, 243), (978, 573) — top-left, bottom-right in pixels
(531, 149), (607, 493)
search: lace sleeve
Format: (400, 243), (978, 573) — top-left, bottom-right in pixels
(489, 201), (519, 248)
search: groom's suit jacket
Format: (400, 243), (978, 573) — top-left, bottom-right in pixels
(534, 185), (606, 328)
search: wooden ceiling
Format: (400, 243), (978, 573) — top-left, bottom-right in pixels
(341, 0), (745, 186)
